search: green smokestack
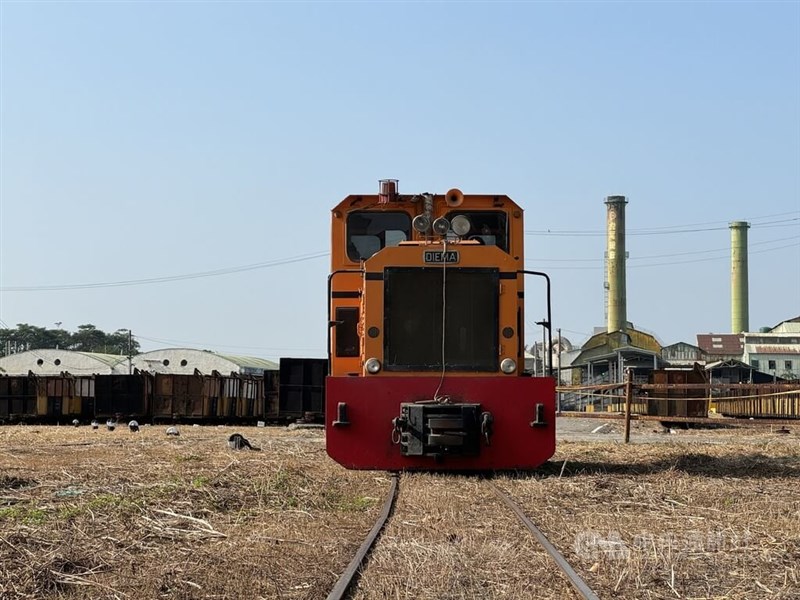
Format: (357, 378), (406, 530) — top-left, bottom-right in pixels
(730, 221), (750, 333)
(605, 196), (628, 333)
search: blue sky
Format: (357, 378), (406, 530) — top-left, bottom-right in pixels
(1, 1), (798, 359)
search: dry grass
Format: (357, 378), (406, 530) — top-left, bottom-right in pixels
(503, 437), (800, 599)
(0, 425), (386, 599)
(1, 424), (798, 599)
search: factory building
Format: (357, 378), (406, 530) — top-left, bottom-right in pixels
(130, 349), (278, 376)
(696, 334), (745, 362)
(696, 317), (800, 383)
(573, 328), (663, 384)
(572, 195), (665, 383)
(0, 348), (278, 377)
(742, 317), (800, 380)
(661, 342), (706, 368)
(0, 349), (127, 376)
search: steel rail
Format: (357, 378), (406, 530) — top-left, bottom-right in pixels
(326, 473), (399, 600)
(488, 481), (600, 600)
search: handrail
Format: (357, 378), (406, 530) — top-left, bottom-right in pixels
(519, 270), (553, 378)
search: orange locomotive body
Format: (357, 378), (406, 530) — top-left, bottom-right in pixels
(325, 181), (556, 471)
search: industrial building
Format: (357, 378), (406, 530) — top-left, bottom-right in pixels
(130, 349), (278, 376)
(661, 342), (706, 367)
(696, 334), (745, 362)
(571, 195), (665, 384)
(743, 317), (800, 380)
(567, 195), (798, 388)
(0, 349), (128, 376)
(0, 348), (278, 377)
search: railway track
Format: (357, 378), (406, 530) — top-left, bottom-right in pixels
(326, 474), (600, 600)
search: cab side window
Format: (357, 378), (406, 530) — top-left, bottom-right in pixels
(346, 211), (411, 261)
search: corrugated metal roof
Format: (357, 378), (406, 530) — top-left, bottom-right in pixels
(771, 316), (800, 331)
(572, 329), (662, 366)
(705, 359), (751, 370)
(662, 342), (702, 351)
(750, 345), (800, 355)
(696, 334), (743, 355)
(580, 329), (661, 354)
(213, 353), (279, 371)
(75, 352), (128, 368)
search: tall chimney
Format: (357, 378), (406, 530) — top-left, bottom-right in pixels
(605, 196), (628, 333)
(729, 221), (750, 333)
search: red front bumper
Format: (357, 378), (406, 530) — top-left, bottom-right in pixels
(325, 376), (555, 471)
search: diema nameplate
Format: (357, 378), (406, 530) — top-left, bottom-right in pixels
(423, 250), (459, 264)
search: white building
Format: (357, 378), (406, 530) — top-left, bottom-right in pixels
(742, 317), (800, 380)
(130, 349), (278, 376)
(0, 349), (128, 376)
(0, 348), (279, 377)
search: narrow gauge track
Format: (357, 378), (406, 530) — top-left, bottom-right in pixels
(326, 474), (599, 600)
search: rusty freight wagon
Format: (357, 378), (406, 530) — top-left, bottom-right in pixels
(93, 374), (150, 420)
(152, 373), (206, 421)
(34, 375), (95, 421)
(0, 374), (37, 422)
(645, 366), (709, 419)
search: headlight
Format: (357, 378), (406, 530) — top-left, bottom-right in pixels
(413, 214), (431, 233)
(432, 217), (450, 235)
(500, 358), (516, 374)
(365, 358), (382, 374)
(451, 215), (471, 236)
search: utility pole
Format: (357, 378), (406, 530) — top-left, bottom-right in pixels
(623, 368), (633, 443)
(557, 328), (562, 413)
(127, 330), (133, 375)
(541, 320), (547, 376)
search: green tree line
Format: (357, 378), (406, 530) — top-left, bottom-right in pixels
(0, 324), (141, 357)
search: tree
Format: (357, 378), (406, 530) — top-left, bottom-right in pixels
(0, 324), (141, 357)
(70, 324), (107, 352)
(107, 329), (140, 356)
(0, 324), (51, 352)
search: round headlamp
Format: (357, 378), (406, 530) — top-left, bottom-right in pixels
(432, 217), (450, 236)
(500, 358), (517, 374)
(451, 215), (471, 237)
(413, 214), (431, 233)
(365, 358), (382, 374)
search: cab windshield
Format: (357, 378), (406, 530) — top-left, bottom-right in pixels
(346, 211), (411, 261)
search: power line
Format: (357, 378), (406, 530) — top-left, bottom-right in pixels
(527, 241), (800, 270)
(525, 216), (799, 237)
(531, 235), (800, 263)
(2, 213), (798, 291)
(0, 251), (329, 292)
(134, 333), (323, 355)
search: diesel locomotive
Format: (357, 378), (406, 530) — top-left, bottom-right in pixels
(325, 181), (556, 470)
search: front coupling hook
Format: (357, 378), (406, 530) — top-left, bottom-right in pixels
(391, 416), (407, 445)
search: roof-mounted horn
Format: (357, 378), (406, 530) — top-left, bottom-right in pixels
(445, 188), (464, 207)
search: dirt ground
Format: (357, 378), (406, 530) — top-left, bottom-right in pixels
(1, 420), (798, 599)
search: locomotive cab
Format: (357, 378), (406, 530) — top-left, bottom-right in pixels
(326, 181), (556, 471)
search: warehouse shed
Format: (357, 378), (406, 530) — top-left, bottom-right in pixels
(572, 328), (663, 384)
(0, 349), (128, 376)
(130, 349), (278, 376)
(662, 342), (706, 368)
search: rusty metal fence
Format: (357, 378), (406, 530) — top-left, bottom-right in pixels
(558, 381), (800, 421)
